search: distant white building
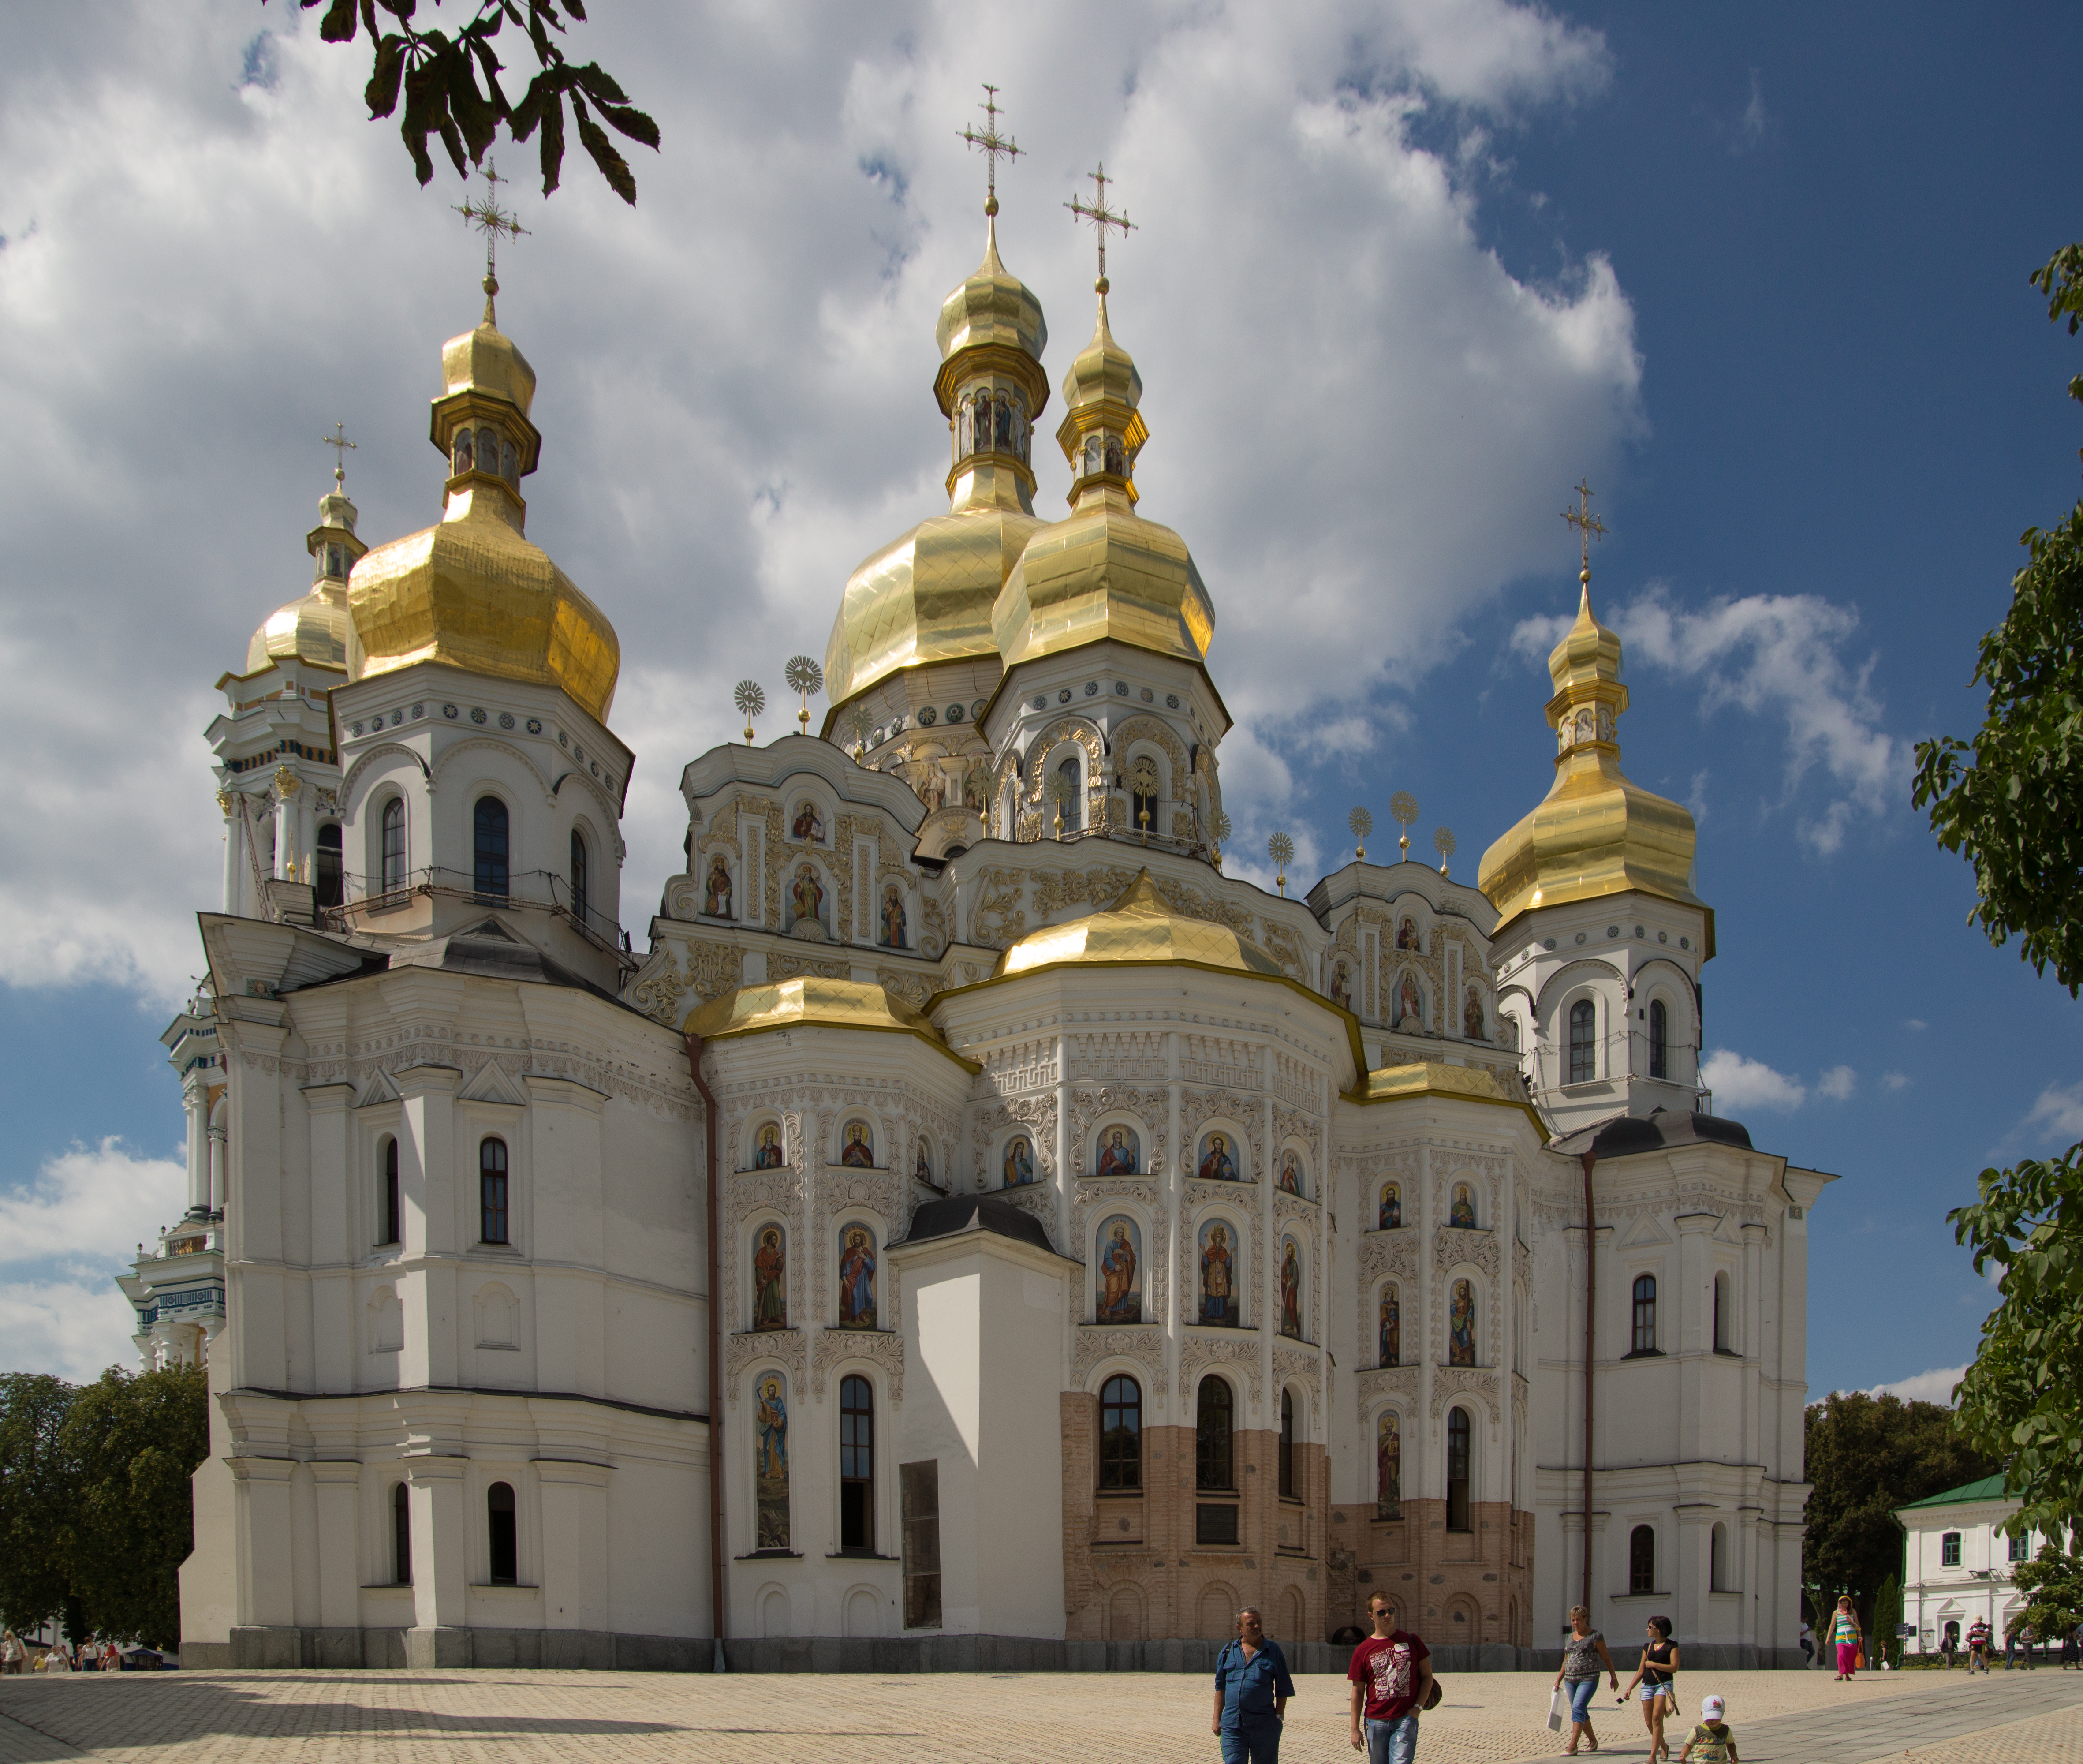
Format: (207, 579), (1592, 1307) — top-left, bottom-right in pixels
(1896, 1475), (2053, 1652)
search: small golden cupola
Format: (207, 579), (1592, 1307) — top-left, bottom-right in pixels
(346, 269), (621, 723)
(243, 458), (366, 675)
(1477, 549), (1710, 948)
(993, 174), (1214, 673)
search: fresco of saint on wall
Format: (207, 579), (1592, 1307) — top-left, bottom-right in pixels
(1396, 973), (1423, 1030)
(1464, 985), (1485, 1040)
(1330, 960), (1353, 1012)
(1198, 1220), (1238, 1327)
(839, 1121), (875, 1168)
(1396, 917), (1420, 951)
(1379, 1282), (1400, 1367)
(1449, 1278), (1476, 1366)
(1379, 1181), (1402, 1230)
(752, 1122), (784, 1170)
(789, 863), (825, 933)
(880, 883), (907, 949)
(1002, 1134), (1035, 1188)
(1096, 1125), (1141, 1176)
(1198, 1131), (1239, 1182)
(791, 800), (825, 841)
(751, 1225), (787, 1331)
(838, 1224), (877, 1329)
(915, 1138), (933, 1185)
(755, 1374), (790, 1549)
(1278, 1151), (1303, 1196)
(1280, 1237), (1303, 1338)
(703, 855), (732, 918)
(1376, 1411), (1402, 1520)
(1450, 1184), (1478, 1229)
(1096, 1216), (1142, 1325)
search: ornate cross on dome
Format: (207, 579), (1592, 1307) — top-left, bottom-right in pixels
(959, 84), (1022, 217)
(1066, 162), (1135, 292)
(454, 158), (530, 322)
(321, 422), (356, 489)
(1562, 477), (1608, 579)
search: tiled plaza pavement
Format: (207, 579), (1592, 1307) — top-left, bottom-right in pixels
(2, 1664), (2081, 1764)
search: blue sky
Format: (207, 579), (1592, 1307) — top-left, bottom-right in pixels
(0, 1), (2076, 1396)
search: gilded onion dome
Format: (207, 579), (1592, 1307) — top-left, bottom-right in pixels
(998, 869), (1283, 979)
(1477, 579), (1710, 947)
(992, 287), (1214, 669)
(243, 483), (366, 674)
(346, 283), (621, 723)
(822, 214), (1052, 709)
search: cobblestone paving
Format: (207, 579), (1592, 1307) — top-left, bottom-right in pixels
(1, 1665), (2079, 1764)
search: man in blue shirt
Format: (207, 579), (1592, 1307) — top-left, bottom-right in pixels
(1212, 1606), (1297, 1764)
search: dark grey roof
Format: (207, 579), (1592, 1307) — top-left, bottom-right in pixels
(1551, 1109), (1754, 1159)
(896, 1195), (1058, 1256)
(291, 918), (627, 1009)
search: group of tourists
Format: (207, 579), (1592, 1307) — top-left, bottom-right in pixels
(0, 1631), (128, 1674)
(1552, 1607), (1737, 1761)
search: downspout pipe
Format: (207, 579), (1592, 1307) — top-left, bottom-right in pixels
(685, 1031), (727, 1672)
(1580, 1147), (1598, 1622)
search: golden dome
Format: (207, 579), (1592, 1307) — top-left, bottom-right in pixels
(998, 869), (1284, 979)
(1477, 582), (1710, 946)
(934, 213), (1047, 364)
(247, 586), (347, 673)
(683, 976), (978, 1071)
(993, 290), (1214, 669)
(347, 296), (620, 723)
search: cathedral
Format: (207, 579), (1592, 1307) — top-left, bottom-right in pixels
(137, 161), (1833, 1674)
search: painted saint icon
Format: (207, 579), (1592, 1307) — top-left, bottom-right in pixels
(752, 1122), (784, 1170)
(1278, 1151), (1302, 1196)
(1463, 985), (1485, 1040)
(1449, 1278), (1476, 1366)
(880, 883), (907, 949)
(915, 1139), (933, 1185)
(1198, 1221), (1237, 1327)
(1330, 960), (1353, 1013)
(1378, 1181), (1402, 1230)
(838, 1225), (877, 1329)
(790, 863), (824, 931)
(1396, 973), (1423, 1029)
(751, 1226), (787, 1331)
(1280, 1237), (1303, 1338)
(703, 855), (732, 918)
(1002, 1134), (1034, 1188)
(791, 800), (825, 841)
(1450, 1185), (1477, 1229)
(1396, 917), (1419, 951)
(1379, 1283), (1400, 1367)
(1198, 1132), (1238, 1183)
(1096, 1216), (1142, 1325)
(1096, 1126), (1140, 1177)
(839, 1121), (875, 1168)
(755, 1374), (790, 1549)
(1376, 1411), (1402, 1521)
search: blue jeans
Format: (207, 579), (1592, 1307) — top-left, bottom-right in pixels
(1566, 1677), (1599, 1721)
(1363, 1715), (1418, 1764)
(1219, 1717), (1282, 1764)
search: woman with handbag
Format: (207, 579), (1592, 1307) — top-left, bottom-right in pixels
(1618, 1616), (1680, 1763)
(1553, 1606), (1619, 1754)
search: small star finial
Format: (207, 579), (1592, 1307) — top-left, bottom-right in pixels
(959, 84), (1022, 217)
(1561, 477), (1609, 584)
(321, 422), (356, 490)
(453, 158), (529, 325)
(1066, 162), (1135, 292)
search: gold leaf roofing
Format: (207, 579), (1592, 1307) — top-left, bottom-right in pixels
(248, 584), (347, 674)
(1344, 1059), (1548, 1137)
(997, 869), (1284, 979)
(683, 976), (978, 1071)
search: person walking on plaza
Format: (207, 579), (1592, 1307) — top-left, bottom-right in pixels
(1212, 1605), (1295, 1764)
(1553, 1605), (1619, 1754)
(1966, 1616), (1991, 1674)
(1798, 1619), (1814, 1669)
(1677, 1695), (1739, 1763)
(1347, 1592), (1433, 1764)
(1828, 1596), (1863, 1680)
(1619, 1615), (1680, 1764)
(0, 1630), (23, 1676)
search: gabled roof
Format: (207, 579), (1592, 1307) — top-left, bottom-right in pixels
(1897, 1474), (2009, 1512)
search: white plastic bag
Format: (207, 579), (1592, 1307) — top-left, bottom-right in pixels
(1548, 1687), (1565, 1732)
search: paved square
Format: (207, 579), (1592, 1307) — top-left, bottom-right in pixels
(4, 1665), (2082, 1764)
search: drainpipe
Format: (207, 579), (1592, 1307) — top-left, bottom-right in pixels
(1580, 1148), (1598, 1621)
(685, 1031), (727, 1672)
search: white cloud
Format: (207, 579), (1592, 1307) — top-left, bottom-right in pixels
(1816, 1065), (1856, 1102)
(1904, 1018), (1929, 1032)
(1733, 70), (1768, 153)
(2020, 1081), (2083, 1146)
(0, 1278), (146, 1385)
(1701, 1046), (1807, 1113)
(1881, 1071), (1911, 1092)
(1867, 1364), (1968, 1407)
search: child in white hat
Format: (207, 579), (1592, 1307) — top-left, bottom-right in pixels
(1678, 1695), (1737, 1762)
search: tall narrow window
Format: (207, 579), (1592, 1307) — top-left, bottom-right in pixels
(839, 1374), (874, 1551)
(1713, 1272), (1731, 1353)
(2008, 1530), (2030, 1563)
(1940, 1532), (1962, 1568)
(392, 1482), (412, 1585)
(474, 796), (509, 898)
(1278, 1389), (1297, 1500)
(315, 824), (343, 910)
(1195, 1375), (1234, 1491)
(900, 1460), (942, 1629)
(569, 828), (590, 927)
(1630, 1524), (1656, 1594)
(1649, 998), (1669, 1080)
(1569, 999), (1596, 1084)
(1098, 1375), (1142, 1493)
(1056, 757), (1082, 831)
(380, 1138), (401, 1247)
(381, 798), (407, 894)
(1446, 1407), (1471, 1532)
(487, 1482), (517, 1585)
(1710, 1521), (1727, 1592)
(1631, 1275), (1657, 1354)
(479, 1138), (509, 1245)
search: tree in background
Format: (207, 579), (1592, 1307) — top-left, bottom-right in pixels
(2012, 1539), (2083, 1650)
(1803, 1392), (1999, 1637)
(1915, 241), (2083, 1539)
(0, 1374), (79, 1640)
(1871, 1573), (1904, 1668)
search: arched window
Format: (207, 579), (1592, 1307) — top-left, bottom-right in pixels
(1649, 998), (1669, 1080)
(315, 823), (343, 910)
(380, 1138), (401, 1247)
(994, 395), (1012, 452)
(839, 1374), (874, 1552)
(392, 1482), (412, 1585)
(1630, 1524), (1656, 1594)
(381, 797), (408, 895)
(487, 1482), (517, 1585)
(474, 796), (509, 898)
(1710, 1521), (1727, 1592)
(479, 1138), (508, 1245)
(1195, 1376), (1233, 1491)
(1631, 1274), (1657, 1354)
(452, 430), (474, 475)
(1099, 1374), (1142, 1492)
(1056, 756), (1082, 831)
(1130, 764), (1159, 835)
(1568, 998), (1596, 1084)
(1446, 1407), (1471, 1532)
(569, 827), (590, 927)
(1278, 1389), (1297, 1500)
(499, 438), (518, 482)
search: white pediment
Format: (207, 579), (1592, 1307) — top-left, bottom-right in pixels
(458, 1060), (530, 1108)
(1619, 1212), (1673, 1249)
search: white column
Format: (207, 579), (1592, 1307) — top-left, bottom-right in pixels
(208, 1099), (228, 1215)
(274, 787), (295, 880)
(221, 794), (243, 914)
(297, 792), (316, 886)
(185, 1076), (209, 1212)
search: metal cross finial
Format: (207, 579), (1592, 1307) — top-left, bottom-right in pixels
(959, 84), (1022, 216)
(1562, 478), (1609, 579)
(454, 158), (530, 321)
(1066, 162), (1135, 292)
(321, 422), (356, 489)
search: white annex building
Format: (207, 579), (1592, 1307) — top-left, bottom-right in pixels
(1896, 1476), (2058, 1656)
(139, 182), (1837, 1673)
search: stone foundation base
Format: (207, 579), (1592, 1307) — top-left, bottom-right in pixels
(184, 1626), (713, 1671)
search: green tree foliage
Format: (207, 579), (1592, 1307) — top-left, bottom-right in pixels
(263, 1), (660, 204)
(0, 1374), (78, 1636)
(1803, 1392), (2000, 1630)
(2013, 1538), (2083, 1645)
(1871, 1573), (1904, 1667)
(1914, 242), (2083, 1539)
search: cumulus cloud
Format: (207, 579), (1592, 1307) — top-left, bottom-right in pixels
(1701, 1047), (1807, 1113)
(0, 0), (1641, 1001)
(1866, 1364), (1968, 1407)
(1903, 1018), (1928, 1032)
(2020, 1080), (2083, 1146)
(1816, 1065), (1857, 1102)
(1881, 1071), (1911, 1092)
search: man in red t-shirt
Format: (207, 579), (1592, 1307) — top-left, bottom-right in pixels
(1348, 1593), (1433, 1764)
